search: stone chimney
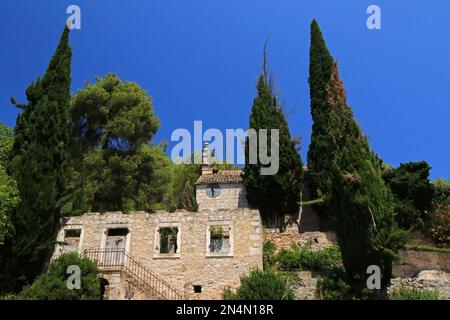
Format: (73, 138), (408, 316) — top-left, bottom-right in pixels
(201, 142), (212, 175)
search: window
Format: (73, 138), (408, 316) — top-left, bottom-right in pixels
(193, 285), (202, 293)
(107, 228), (129, 237)
(159, 227), (179, 254)
(206, 184), (221, 198)
(208, 224), (231, 254)
(62, 228), (82, 254)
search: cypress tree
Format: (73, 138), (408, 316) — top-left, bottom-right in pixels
(1, 27), (72, 292)
(306, 19), (336, 205)
(243, 51), (303, 229)
(307, 21), (406, 289)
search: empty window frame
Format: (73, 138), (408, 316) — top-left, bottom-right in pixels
(62, 228), (82, 254)
(158, 227), (179, 254)
(208, 224), (231, 254)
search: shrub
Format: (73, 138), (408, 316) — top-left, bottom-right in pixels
(426, 203), (450, 247)
(263, 240), (277, 270)
(13, 253), (100, 300)
(389, 288), (439, 300)
(426, 179), (450, 246)
(274, 243), (341, 272)
(222, 268), (294, 300)
(317, 269), (375, 300)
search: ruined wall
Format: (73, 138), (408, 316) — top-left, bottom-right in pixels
(196, 184), (248, 211)
(388, 271), (450, 300)
(53, 209), (263, 300)
(264, 229), (337, 251)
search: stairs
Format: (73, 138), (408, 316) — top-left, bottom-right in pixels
(82, 248), (183, 300)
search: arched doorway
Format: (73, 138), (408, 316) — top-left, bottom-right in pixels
(99, 278), (110, 300)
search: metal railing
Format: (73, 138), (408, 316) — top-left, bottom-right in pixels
(82, 248), (183, 300)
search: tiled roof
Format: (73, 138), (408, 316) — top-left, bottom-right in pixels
(195, 170), (243, 185)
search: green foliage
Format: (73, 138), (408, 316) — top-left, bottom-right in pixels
(404, 244), (450, 253)
(0, 123), (13, 166)
(426, 203), (449, 247)
(169, 154), (201, 212)
(384, 161), (434, 230)
(317, 269), (375, 300)
(306, 19), (335, 207)
(274, 243), (341, 272)
(307, 20), (406, 288)
(389, 288), (439, 300)
(11, 253), (100, 300)
(65, 74), (172, 213)
(1, 27), (72, 292)
(425, 179), (450, 246)
(263, 240), (277, 270)
(317, 270), (353, 300)
(243, 55), (303, 228)
(222, 268), (294, 300)
(0, 124), (18, 245)
(0, 165), (19, 245)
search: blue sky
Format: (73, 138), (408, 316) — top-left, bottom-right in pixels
(0, 0), (449, 179)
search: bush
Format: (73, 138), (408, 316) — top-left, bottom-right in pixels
(12, 253), (100, 300)
(425, 179), (450, 246)
(263, 240), (277, 270)
(223, 268), (294, 300)
(389, 288), (439, 300)
(317, 270), (375, 300)
(274, 243), (341, 272)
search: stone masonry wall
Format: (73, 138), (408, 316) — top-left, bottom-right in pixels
(196, 184), (248, 211)
(52, 209), (263, 300)
(264, 229), (337, 251)
(388, 270), (450, 300)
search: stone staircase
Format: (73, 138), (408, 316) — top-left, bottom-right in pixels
(82, 248), (183, 300)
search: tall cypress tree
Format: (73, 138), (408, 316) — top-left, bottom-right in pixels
(1, 27), (72, 292)
(307, 19), (336, 205)
(243, 51), (303, 229)
(307, 21), (406, 289)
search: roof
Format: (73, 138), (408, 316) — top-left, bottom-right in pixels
(195, 170), (243, 185)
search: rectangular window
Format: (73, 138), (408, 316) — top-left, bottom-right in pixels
(62, 229), (82, 254)
(159, 227), (179, 254)
(209, 225), (230, 254)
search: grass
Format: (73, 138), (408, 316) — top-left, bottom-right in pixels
(389, 288), (440, 300)
(405, 244), (450, 254)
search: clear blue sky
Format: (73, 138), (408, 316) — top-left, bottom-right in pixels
(1, 0), (449, 179)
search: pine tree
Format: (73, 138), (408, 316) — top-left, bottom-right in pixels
(1, 27), (72, 292)
(243, 50), (303, 229)
(307, 22), (406, 288)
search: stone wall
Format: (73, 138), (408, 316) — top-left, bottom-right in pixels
(291, 271), (324, 300)
(196, 184), (248, 211)
(264, 229), (337, 251)
(52, 209), (263, 300)
(388, 270), (450, 300)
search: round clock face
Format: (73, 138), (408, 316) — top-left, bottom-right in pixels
(206, 184), (221, 198)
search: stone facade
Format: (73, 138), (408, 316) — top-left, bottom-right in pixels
(196, 183), (248, 211)
(264, 229), (337, 251)
(388, 270), (450, 300)
(52, 209), (262, 300)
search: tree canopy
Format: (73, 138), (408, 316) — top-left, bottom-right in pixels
(64, 74), (172, 214)
(1, 26), (72, 292)
(307, 20), (406, 288)
(243, 54), (303, 228)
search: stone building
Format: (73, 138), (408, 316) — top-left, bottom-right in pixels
(52, 143), (263, 300)
(52, 143), (334, 300)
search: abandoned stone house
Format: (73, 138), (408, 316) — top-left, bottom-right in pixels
(52, 143), (331, 300)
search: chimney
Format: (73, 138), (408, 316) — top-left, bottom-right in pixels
(202, 142), (212, 175)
